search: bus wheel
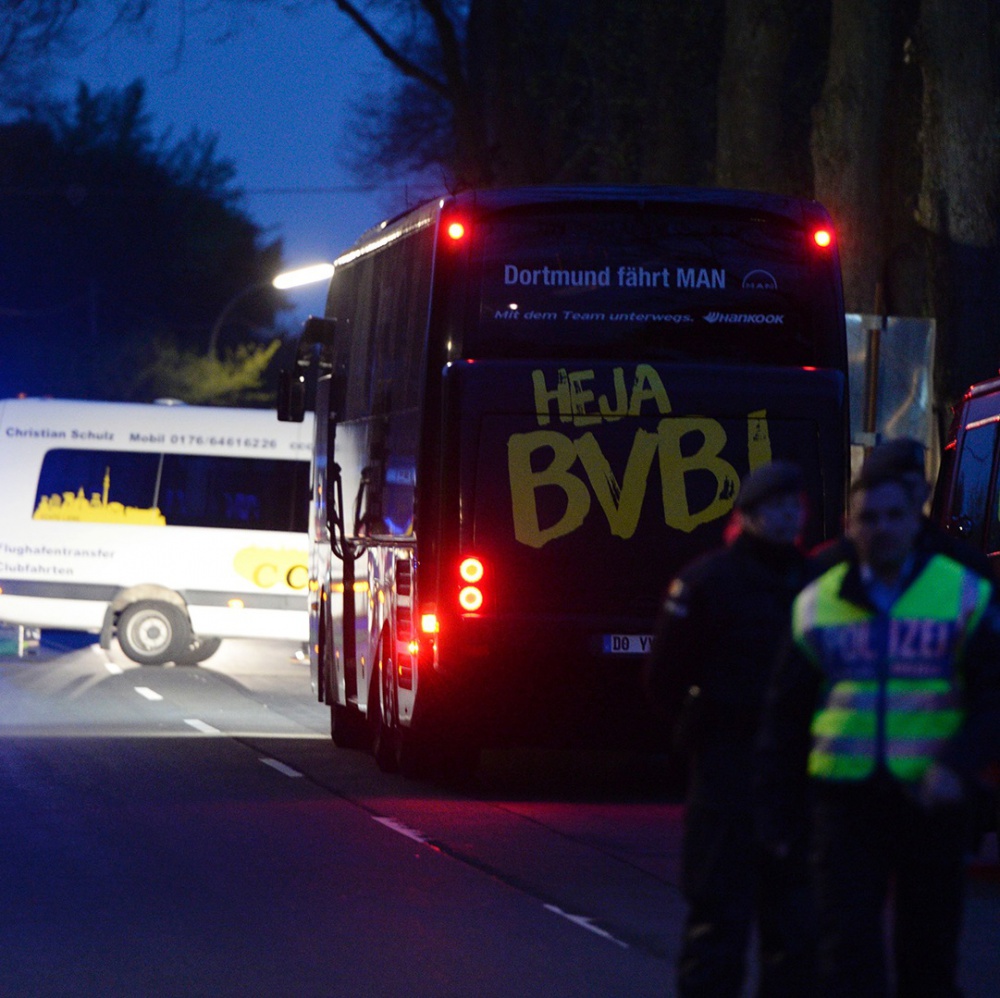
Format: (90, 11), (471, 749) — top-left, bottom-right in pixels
(174, 635), (222, 666)
(117, 601), (191, 665)
(331, 702), (369, 750)
(316, 612), (329, 703)
(371, 640), (399, 772)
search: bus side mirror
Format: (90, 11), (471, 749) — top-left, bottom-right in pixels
(277, 369), (306, 423)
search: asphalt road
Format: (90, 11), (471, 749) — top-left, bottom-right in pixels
(0, 633), (996, 997)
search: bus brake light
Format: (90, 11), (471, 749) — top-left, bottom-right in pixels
(446, 221), (467, 241)
(457, 556), (486, 612)
(812, 228), (833, 248)
(459, 557), (484, 583)
(459, 586), (484, 612)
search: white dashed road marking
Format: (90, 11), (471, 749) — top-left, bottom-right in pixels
(544, 904), (629, 949)
(372, 816), (429, 844)
(260, 758), (303, 778)
(184, 718), (222, 735)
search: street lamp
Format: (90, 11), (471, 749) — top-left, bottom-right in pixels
(273, 263), (334, 290)
(207, 263), (334, 358)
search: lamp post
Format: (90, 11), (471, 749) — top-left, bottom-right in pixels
(207, 264), (334, 358)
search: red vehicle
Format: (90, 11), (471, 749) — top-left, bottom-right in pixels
(279, 186), (849, 775)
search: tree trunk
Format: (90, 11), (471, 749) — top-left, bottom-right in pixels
(467, 0), (724, 187)
(466, 0), (586, 184)
(917, 0), (1000, 407)
(811, 0), (893, 312)
(716, 0), (796, 192)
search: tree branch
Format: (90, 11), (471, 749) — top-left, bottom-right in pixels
(418, 0), (465, 91)
(328, 0), (449, 96)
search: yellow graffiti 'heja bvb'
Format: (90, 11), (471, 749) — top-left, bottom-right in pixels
(508, 365), (773, 548)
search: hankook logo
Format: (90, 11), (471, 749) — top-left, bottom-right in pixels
(705, 313), (785, 324)
(741, 269), (778, 290)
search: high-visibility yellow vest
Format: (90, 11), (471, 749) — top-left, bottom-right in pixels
(793, 555), (990, 783)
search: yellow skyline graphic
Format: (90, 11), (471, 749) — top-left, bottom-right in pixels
(32, 468), (166, 526)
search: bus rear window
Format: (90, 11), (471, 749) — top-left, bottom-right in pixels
(469, 206), (840, 366)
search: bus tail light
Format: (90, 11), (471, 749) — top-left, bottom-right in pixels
(457, 556), (486, 614)
(459, 557), (484, 583)
(442, 215), (470, 251)
(459, 586), (484, 612)
(413, 605), (439, 678)
(812, 227), (833, 249)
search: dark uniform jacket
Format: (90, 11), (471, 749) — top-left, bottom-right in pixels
(645, 530), (806, 809)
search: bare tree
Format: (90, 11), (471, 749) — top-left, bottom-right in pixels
(0, 1), (151, 110)
(328, 0), (489, 187)
(810, 0), (894, 312)
(341, 0), (724, 189)
(916, 0), (1000, 403)
(0, 0), (82, 105)
(715, 0), (797, 192)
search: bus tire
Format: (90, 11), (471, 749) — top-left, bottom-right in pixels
(316, 611), (329, 703)
(174, 635), (222, 666)
(331, 702), (369, 750)
(396, 725), (431, 779)
(117, 600), (191, 665)
(371, 638), (399, 772)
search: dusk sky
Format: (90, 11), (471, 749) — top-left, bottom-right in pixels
(54, 3), (428, 329)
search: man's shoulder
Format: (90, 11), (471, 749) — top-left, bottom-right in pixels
(806, 535), (853, 581)
(675, 542), (734, 580)
(661, 544), (739, 611)
(794, 556), (854, 612)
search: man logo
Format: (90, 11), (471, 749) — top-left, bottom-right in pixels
(742, 270), (778, 290)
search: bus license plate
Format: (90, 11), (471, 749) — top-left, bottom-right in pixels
(602, 634), (653, 655)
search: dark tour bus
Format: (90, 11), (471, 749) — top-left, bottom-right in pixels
(279, 186), (849, 774)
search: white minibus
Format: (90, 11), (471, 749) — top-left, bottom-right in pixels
(0, 398), (313, 664)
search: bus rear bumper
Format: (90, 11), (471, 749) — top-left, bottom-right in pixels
(420, 614), (665, 750)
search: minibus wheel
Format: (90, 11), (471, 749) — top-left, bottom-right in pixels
(175, 635), (222, 666)
(117, 600), (191, 665)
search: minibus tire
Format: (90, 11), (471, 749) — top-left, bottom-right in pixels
(175, 635), (222, 665)
(117, 601), (191, 665)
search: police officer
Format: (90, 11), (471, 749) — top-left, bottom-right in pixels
(809, 436), (994, 581)
(757, 453), (1000, 998)
(645, 460), (814, 998)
